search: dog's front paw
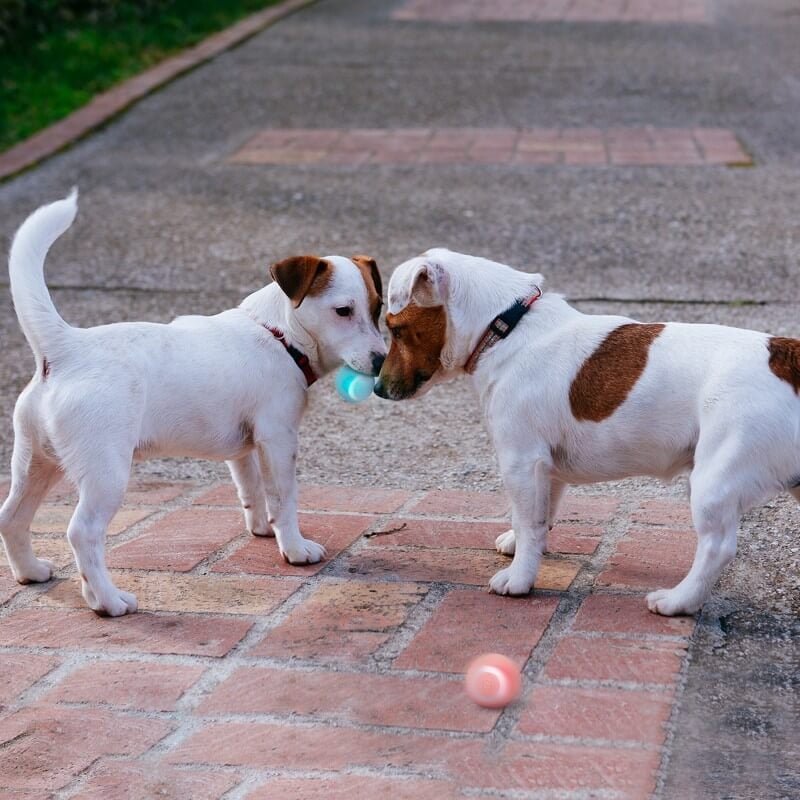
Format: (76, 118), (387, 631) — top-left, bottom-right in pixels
(646, 588), (700, 617)
(495, 529), (516, 556)
(280, 537), (327, 565)
(14, 557), (56, 584)
(489, 566), (535, 596)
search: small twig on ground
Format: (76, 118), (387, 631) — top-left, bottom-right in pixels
(364, 522), (408, 538)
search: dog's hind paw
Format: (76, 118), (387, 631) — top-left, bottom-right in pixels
(489, 566), (535, 596)
(14, 557), (55, 584)
(495, 529), (516, 556)
(280, 536), (327, 565)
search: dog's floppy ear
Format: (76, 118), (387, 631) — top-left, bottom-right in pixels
(408, 261), (447, 307)
(351, 255), (383, 300)
(270, 255), (331, 308)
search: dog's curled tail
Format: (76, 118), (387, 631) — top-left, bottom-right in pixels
(8, 190), (76, 362)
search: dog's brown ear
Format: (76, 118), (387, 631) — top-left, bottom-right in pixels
(270, 255), (331, 307)
(351, 255), (383, 300)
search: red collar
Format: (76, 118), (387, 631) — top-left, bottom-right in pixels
(265, 326), (317, 386)
(464, 286), (542, 375)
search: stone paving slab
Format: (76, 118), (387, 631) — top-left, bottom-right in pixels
(0, 478), (699, 797)
(229, 126), (752, 166)
(392, 0), (709, 23)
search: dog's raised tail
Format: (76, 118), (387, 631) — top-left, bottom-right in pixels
(8, 190), (76, 362)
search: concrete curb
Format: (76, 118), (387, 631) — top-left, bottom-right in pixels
(0, 0), (317, 182)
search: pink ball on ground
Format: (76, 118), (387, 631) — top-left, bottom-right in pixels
(464, 653), (522, 708)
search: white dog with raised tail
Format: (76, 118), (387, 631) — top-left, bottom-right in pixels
(0, 191), (386, 616)
(375, 248), (800, 616)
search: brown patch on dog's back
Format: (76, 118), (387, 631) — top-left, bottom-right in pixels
(351, 255), (383, 326)
(768, 336), (800, 393)
(380, 304), (447, 398)
(570, 323), (665, 422)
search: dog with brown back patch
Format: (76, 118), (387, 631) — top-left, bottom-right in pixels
(375, 248), (800, 616)
(0, 193), (386, 616)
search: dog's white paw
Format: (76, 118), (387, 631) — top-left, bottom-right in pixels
(83, 582), (138, 617)
(247, 510), (274, 537)
(280, 537), (326, 565)
(489, 566), (535, 596)
(14, 557), (55, 584)
(495, 529), (516, 556)
(646, 588), (700, 617)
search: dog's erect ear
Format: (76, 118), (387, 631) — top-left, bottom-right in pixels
(351, 255), (383, 300)
(408, 261), (447, 307)
(270, 255), (331, 308)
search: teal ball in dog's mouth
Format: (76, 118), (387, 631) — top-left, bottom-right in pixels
(335, 365), (375, 403)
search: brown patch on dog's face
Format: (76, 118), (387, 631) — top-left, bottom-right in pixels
(351, 255), (383, 327)
(570, 323), (665, 421)
(768, 336), (800, 393)
(375, 305), (447, 400)
(269, 255), (332, 307)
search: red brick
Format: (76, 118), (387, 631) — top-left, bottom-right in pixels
(78, 761), (237, 800)
(573, 594), (696, 637)
(598, 528), (695, 589)
(0, 609), (251, 657)
(0, 707), (171, 791)
(246, 777), (460, 800)
(544, 635), (687, 684)
(630, 500), (693, 527)
(168, 720), (469, 773)
(199, 666), (499, 732)
(171, 721), (658, 797)
(548, 523), (602, 554)
(395, 588), (558, 672)
(40, 572), (301, 615)
(338, 546), (579, 589)
(0, 654), (59, 704)
(45, 479), (188, 506)
(519, 684), (674, 744)
(213, 512), (374, 576)
(299, 484), (410, 513)
(514, 150), (561, 164)
(369, 517), (508, 548)
(404, 489), (509, 518)
(44, 661), (204, 711)
(108, 508), (243, 571)
(31, 505), (152, 536)
(457, 741), (660, 798)
(251, 580), (426, 662)
(556, 494), (620, 525)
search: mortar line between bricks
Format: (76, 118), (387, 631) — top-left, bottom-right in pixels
(652, 608), (700, 799)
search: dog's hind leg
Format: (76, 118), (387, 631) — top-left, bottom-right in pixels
(647, 457), (742, 617)
(495, 477), (565, 556)
(66, 457), (137, 616)
(0, 436), (61, 583)
(227, 451), (272, 536)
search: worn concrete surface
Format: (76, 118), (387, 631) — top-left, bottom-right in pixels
(0, 0), (798, 797)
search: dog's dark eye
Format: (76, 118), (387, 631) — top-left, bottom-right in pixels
(335, 306), (352, 317)
(391, 327), (402, 340)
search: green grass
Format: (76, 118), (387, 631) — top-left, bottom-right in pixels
(0, 0), (281, 152)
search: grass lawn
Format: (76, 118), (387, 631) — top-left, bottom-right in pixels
(0, 0), (282, 152)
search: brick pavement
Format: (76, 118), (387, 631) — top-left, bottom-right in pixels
(0, 478), (698, 798)
(392, 0), (709, 23)
(229, 126), (752, 167)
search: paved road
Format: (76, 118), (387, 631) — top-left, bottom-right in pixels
(0, 0), (798, 796)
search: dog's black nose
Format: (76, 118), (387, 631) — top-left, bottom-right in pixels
(371, 352), (386, 376)
(373, 379), (388, 398)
